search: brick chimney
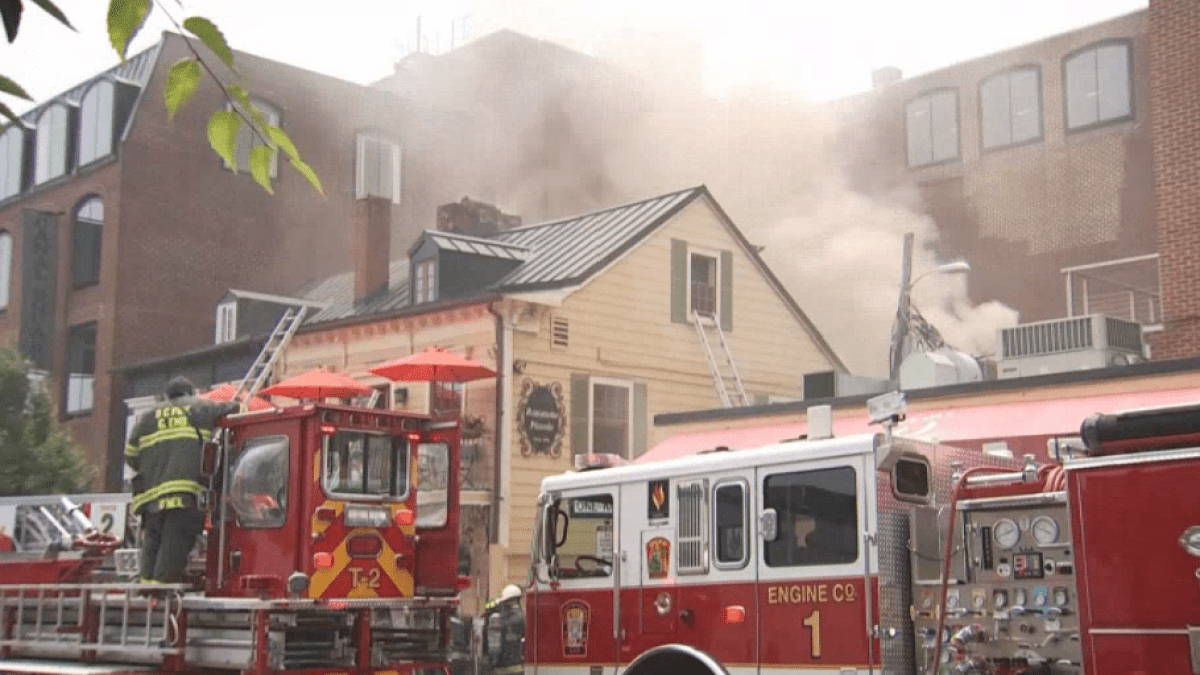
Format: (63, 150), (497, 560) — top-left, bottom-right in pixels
(1150, 0), (1200, 358)
(353, 196), (391, 303)
(871, 66), (902, 90)
(437, 197), (521, 238)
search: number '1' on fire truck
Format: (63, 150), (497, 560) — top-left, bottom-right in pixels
(524, 394), (1200, 675)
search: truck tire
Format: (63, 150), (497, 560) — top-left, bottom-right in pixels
(624, 644), (726, 675)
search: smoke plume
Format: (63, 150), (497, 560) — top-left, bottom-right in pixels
(399, 2), (1019, 376)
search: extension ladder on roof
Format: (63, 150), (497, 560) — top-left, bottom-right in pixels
(692, 311), (749, 407)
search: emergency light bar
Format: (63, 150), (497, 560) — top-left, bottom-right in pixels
(574, 453), (626, 471)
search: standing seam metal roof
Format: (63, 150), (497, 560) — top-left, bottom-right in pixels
(423, 230), (530, 260)
(491, 187), (700, 289)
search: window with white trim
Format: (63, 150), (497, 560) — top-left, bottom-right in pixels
(35, 103), (69, 184)
(590, 377), (632, 458)
(414, 259), (436, 303)
(1065, 42), (1132, 130)
(906, 89), (959, 166)
(689, 250), (719, 319)
(0, 231), (10, 310)
(65, 322), (97, 415)
(0, 126), (24, 199)
(78, 80), (115, 166)
(356, 133), (401, 203)
(215, 301), (237, 344)
(226, 99), (280, 176)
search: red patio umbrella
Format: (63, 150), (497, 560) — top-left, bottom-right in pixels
(368, 347), (497, 383)
(199, 383), (274, 411)
(260, 368), (373, 399)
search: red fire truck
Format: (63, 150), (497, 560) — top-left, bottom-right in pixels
(524, 394), (1200, 675)
(0, 402), (464, 675)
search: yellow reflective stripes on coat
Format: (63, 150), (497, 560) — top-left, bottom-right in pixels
(126, 427), (204, 456)
(131, 479), (204, 511)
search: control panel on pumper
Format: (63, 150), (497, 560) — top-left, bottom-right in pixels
(911, 494), (1082, 674)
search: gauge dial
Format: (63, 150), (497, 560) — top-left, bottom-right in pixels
(947, 589), (961, 609)
(1053, 588), (1069, 607)
(1032, 516), (1060, 546)
(993, 590), (1008, 609)
(1014, 589), (1028, 606)
(993, 518), (1021, 549)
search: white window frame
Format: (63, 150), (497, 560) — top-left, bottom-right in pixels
(224, 99), (280, 177)
(686, 244), (721, 324)
(35, 103), (70, 185)
(0, 125), (24, 200)
(0, 231), (11, 310)
(588, 376), (634, 458)
(414, 258), (436, 303)
(78, 79), (115, 166)
(355, 132), (401, 204)
(215, 301), (237, 344)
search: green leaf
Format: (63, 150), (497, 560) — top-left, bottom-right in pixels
(0, 100), (18, 127)
(289, 157), (324, 197)
(107, 0), (150, 60)
(182, 16), (234, 70)
(0, 74), (30, 100)
(30, 0), (72, 30)
(163, 58), (200, 121)
(265, 125), (298, 160)
(228, 83), (250, 110)
(207, 110), (241, 171)
(248, 145), (275, 194)
(1, 1), (23, 42)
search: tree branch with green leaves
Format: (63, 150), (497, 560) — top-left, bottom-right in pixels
(0, 0), (323, 196)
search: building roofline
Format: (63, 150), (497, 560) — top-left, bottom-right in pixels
(224, 288), (330, 308)
(298, 293), (500, 333)
(655, 353), (1200, 426)
(113, 335), (267, 374)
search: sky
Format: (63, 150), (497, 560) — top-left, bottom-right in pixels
(3, 0), (1149, 114)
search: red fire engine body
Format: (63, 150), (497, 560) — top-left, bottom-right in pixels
(525, 399), (1200, 675)
(0, 403), (464, 675)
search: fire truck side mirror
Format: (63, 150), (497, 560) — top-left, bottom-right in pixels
(760, 508), (779, 542)
(201, 441), (220, 478)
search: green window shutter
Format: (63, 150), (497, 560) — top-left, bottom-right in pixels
(720, 250), (733, 332)
(570, 374), (590, 455)
(632, 381), (648, 458)
(671, 239), (687, 324)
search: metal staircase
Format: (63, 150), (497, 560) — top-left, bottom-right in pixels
(691, 311), (749, 407)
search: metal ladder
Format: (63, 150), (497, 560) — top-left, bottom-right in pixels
(230, 305), (309, 404)
(692, 311), (749, 407)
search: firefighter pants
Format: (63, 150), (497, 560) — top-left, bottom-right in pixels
(139, 507), (204, 583)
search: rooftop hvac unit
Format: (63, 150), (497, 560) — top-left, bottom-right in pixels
(997, 314), (1144, 379)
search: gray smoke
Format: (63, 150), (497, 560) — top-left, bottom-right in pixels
(400, 4), (1018, 376)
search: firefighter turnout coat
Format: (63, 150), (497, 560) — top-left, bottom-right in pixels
(125, 397), (238, 514)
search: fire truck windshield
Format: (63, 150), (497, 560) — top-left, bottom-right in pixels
(323, 431), (409, 500)
(550, 494), (613, 579)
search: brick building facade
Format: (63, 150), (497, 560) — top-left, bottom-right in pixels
(0, 33), (425, 488)
(842, 11), (1156, 331)
(1148, 0), (1200, 357)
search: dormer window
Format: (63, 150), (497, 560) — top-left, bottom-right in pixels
(35, 103), (69, 184)
(78, 80), (115, 166)
(0, 125), (23, 200)
(414, 259), (436, 303)
(215, 300), (237, 344)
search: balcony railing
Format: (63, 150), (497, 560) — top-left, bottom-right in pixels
(1063, 254), (1161, 330)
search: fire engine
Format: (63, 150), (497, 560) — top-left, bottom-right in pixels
(525, 393), (1200, 675)
(0, 402), (465, 675)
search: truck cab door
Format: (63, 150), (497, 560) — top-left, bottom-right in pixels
(527, 488), (619, 669)
(755, 453), (876, 674)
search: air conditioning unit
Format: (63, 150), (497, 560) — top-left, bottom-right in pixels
(996, 314), (1145, 379)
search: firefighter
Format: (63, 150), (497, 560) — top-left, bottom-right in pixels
(125, 376), (240, 583)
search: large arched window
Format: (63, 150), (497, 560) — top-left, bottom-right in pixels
(78, 80), (115, 166)
(980, 67), (1042, 149)
(0, 231), (11, 310)
(34, 103), (69, 184)
(905, 89), (959, 167)
(73, 197), (103, 287)
(0, 126), (23, 200)
(1065, 41), (1133, 130)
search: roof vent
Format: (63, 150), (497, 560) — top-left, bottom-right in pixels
(997, 314), (1144, 379)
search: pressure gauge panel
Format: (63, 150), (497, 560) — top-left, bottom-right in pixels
(993, 518), (1020, 549)
(1032, 516), (1060, 546)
